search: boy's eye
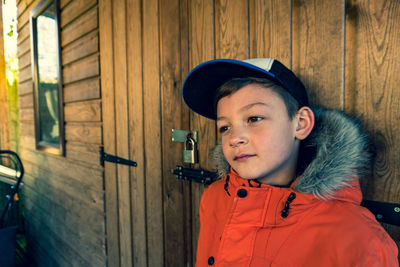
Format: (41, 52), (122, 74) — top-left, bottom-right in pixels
(218, 126), (229, 133)
(248, 116), (263, 123)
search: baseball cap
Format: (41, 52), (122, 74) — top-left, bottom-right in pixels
(182, 58), (309, 120)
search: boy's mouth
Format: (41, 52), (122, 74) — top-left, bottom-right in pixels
(234, 154), (255, 162)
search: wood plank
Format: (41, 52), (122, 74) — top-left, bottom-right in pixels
(65, 122), (102, 144)
(24, 204), (106, 267)
(215, 0), (249, 59)
(62, 53), (99, 84)
(61, 6), (98, 47)
(18, 92), (33, 108)
(17, 37), (30, 58)
(64, 77), (100, 103)
(249, 0), (291, 65)
(19, 108), (34, 122)
(18, 80), (33, 96)
(23, 177), (105, 235)
(60, 0), (97, 27)
(188, 0), (215, 263)
(66, 141), (101, 166)
(25, 236), (61, 267)
(23, 181), (106, 263)
(345, 0), (400, 203)
(60, 0), (72, 9)
(160, 0), (189, 265)
(23, 161), (104, 212)
(21, 148), (103, 191)
(64, 100), (101, 122)
(62, 30), (98, 65)
(18, 65), (32, 83)
(20, 134), (36, 148)
(25, 218), (70, 267)
(24, 200), (94, 267)
(18, 50), (31, 71)
(126, 0), (147, 266)
(19, 122), (34, 136)
(142, 0), (164, 265)
(17, 20), (30, 43)
(179, 0), (194, 265)
(112, 0), (132, 265)
(292, 0), (345, 108)
(98, 0), (120, 264)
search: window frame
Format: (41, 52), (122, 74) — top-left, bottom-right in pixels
(30, 0), (65, 155)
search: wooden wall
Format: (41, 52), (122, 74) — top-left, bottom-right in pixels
(100, 0), (399, 266)
(16, 0), (106, 266)
(15, 0), (399, 266)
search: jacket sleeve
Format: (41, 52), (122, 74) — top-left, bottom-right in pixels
(361, 235), (399, 267)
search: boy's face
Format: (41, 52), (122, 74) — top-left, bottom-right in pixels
(216, 84), (300, 185)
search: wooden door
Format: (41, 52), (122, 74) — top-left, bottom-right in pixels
(99, 0), (400, 266)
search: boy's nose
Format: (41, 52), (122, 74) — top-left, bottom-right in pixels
(229, 128), (248, 147)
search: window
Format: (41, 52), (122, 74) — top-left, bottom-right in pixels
(30, 0), (64, 155)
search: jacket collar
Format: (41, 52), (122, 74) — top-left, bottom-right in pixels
(211, 107), (371, 200)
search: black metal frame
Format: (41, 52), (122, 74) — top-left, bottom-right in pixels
(0, 150), (24, 228)
(30, 0), (65, 155)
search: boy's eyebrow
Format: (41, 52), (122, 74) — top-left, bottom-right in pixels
(240, 102), (270, 112)
(217, 102), (270, 121)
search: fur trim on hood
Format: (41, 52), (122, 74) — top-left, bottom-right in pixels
(210, 108), (372, 200)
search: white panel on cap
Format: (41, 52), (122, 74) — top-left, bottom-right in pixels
(242, 58), (274, 71)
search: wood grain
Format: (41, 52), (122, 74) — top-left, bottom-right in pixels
(141, 0), (165, 265)
(62, 30), (98, 65)
(188, 0), (215, 263)
(64, 100), (101, 122)
(345, 0), (400, 205)
(61, 6), (98, 47)
(215, 0), (249, 60)
(292, 0), (345, 108)
(112, 0), (133, 265)
(65, 122), (102, 144)
(249, 0), (291, 64)
(64, 77), (100, 103)
(62, 53), (99, 84)
(160, 0), (189, 265)
(98, 0), (120, 264)
(126, 0), (147, 266)
(60, 0), (97, 27)
(18, 80), (33, 96)
(66, 141), (101, 166)
(19, 108), (34, 122)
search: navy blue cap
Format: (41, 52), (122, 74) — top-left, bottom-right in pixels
(182, 58), (309, 120)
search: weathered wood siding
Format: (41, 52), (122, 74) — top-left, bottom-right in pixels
(17, 0), (105, 266)
(100, 0), (399, 266)
(15, 0), (399, 266)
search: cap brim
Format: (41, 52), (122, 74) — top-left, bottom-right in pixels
(182, 59), (282, 120)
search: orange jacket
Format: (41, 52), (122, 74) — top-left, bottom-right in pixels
(196, 109), (398, 266)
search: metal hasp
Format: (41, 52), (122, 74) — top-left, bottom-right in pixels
(173, 165), (218, 185)
(99, 147), (137, 167)
(172, 129), (198, 143)
(361, 199), (400, 226)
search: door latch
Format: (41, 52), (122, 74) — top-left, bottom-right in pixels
(173, 165), (218, 185)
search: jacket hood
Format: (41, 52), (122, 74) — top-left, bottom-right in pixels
(210, 107), (372, 200)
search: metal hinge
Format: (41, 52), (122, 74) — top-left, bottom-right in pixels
(99, 147), (137, 167)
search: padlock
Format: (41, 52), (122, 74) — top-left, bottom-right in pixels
(183, 137), (198, 163)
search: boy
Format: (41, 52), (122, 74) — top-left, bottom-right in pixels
(182, 58), (398, 266)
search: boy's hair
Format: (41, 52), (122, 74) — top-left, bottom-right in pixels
(214, 77), (300, 119)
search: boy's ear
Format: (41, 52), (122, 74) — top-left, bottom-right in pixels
(294, 107), (314, 140)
